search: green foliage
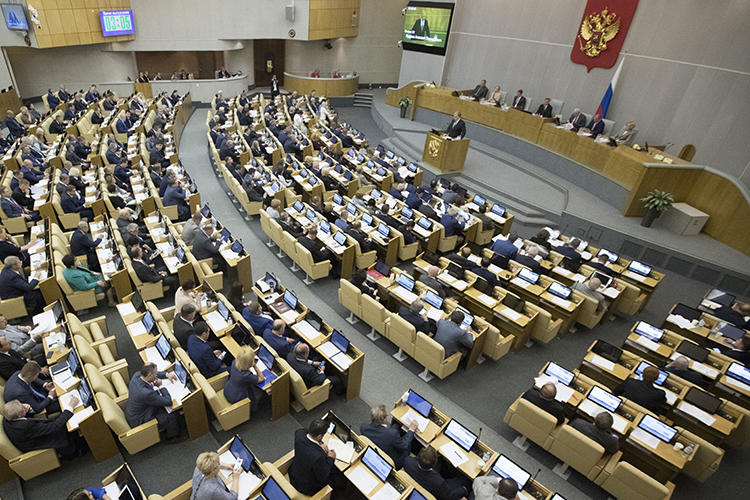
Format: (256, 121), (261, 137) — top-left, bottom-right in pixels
(399, 97), (412, 108)
(640, 189), (674, 212)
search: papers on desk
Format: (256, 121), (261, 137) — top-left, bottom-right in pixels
(438, 272), (455, 284)
(67, 406), (94, 431)
(144, 346), (171, 371)
(219, 450), (238, 478)
(580, 251), (592, 261)
(589, 354), (615, 371)
(163, 256), (179, 269)
(372, 484), (401, 500)
(452, 279), (468, 291)
(487, 264), (504, 275)
(603, 287), (619, 299)
(162, 379), (190, 405)
(402, 408), (429, 433)
(554, 266), (573, 277)
(690, 362), (719, 379)
(255, 279), (271, 294)
(27, 240), (45, 254)
(127, 321), (147, 338)
(55, 372), (79, 391)
(60, 390), (83, 411)
(666, 314), (694, 330)
(236, 471), (262, 499)
(723, 375), (750, 392)
(280, 309), (299, 324)
(204, 310), (230, 331)
(330, 351), (352, 370)
(511, 277), (530, 289)
(327, 436), (355, 464)
(156, 242), (173, 254)
(103, 482), (120, 500)
(477, 293), (497, 307)
(391, 286), (417, 304)
(44, 331), (66, 350)
(630, 427), (660, 450)
(679, 401), (716, 425)
(467, 254), (482, 264)
(100, 261), (117, 275)
(295, 320), (323, 343)
(439, 440), (468, 467)
(349, 465), (379, 495)
(634, 335), (660, 351)
(547, 294), (571, 309)
(623, 270), (647, 282)
(145, 215), (160, 224)
(31, 309), (57, 335)
(662, 387), (678, 405)
(425, 306), (443, 322)
(319, 341), (340, 358)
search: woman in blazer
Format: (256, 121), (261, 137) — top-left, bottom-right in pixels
(223, 346), (265, 412)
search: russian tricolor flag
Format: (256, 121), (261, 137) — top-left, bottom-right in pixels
(596, 58), (624, 119)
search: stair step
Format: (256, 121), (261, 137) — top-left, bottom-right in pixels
(353, 103), (373, 108)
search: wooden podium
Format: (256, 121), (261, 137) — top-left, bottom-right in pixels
(421, 131), (470, 173)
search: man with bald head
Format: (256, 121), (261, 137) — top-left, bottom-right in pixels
(286, 343), (344, 395)
(614, 365), (667, 413)
(572, 276), (606, 313)
(473, 475), (522, 500)
(262, 319), (296, 358)
(419, 265), (446, 298)
(521, 382), (565, 424)
(665, 356), (706, 387)
(571, 411), (619, 454)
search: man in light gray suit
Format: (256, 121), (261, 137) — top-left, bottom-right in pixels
(567, 108), (587, 131)
(434, 310), (474, 359)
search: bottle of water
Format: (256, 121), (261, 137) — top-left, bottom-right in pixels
(482, 450), (491, 463)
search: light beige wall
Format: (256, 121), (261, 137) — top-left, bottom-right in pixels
(224, 42), (255, 86)
(285, 0), (403, 84)
(438, 0), (750, 185)
(6, 45), (136, 98)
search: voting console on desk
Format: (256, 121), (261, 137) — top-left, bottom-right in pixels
(422, 131), (469, 173)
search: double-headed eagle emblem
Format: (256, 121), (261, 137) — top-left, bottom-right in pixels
(578, 8), (620, 57)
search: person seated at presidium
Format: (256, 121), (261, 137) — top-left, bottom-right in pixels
(614, 120), (638, 146)
(512, 89), (526, 110)
(534, 97), (553, 118)
(581, 113), (605, 137)
(470, 79), (489, 100)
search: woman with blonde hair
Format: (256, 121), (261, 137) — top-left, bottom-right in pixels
(223, 346), (265, 412)
(191, 451), (241, 500)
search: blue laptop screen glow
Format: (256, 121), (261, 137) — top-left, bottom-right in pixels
(492, 454), (531, 490)
(378, 223), (390, 237)
(406, 390), (432, 417)
(156, 334), (171, 358)
(491, 205), (505, 216)
(283, 290), (297, 310)
(362, 447), (392, 482)
(423, 290), (443, 310)
(217, 300), (230, 321)
(639, 414), (677, 442)
(548, 282), (571, 300)
(518, 268), (539, 284)
(333, 231), (346, 246)
(473, 195), (485, 206)
(628, 261), (651, 276)
(401, 206), (413, 218)
(635, 361), (668, 386)
(347, 202), (357, 215)
(262, 476), (290, 500)
(319, 221), (330, 233)
(67, 349), (79, 375)
(634, 321), (663, 342)
(444, 419), (477, 451)
(727, 363), (750, 386)
(331, 330), (349, 353)
(544, 362), (574, 386)
(598, 248), (618, 263)
(588, 386), (621, 412)
(396, 274), (414, 292)
(417, 217), (432, 229)
(142, 311), (155, 332)
(230, 437), (254, 472)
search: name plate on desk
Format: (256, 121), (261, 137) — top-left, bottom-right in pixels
(678, 401), (716, 426)
(500, 307), (523, 322)
(511, 277), (530, 289)
(634, 335), (660, 351)
(590, 354), (615, 371)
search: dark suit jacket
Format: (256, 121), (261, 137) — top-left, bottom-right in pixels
(512, 95), (527, 110)
(132, 259), (163, 283)
(192, 230), (220, 261)
(665, 366), (707, 387)
(360, 423), (414, 469)
(471, 267), (500, 288)
(418, 204), (439, 221)
(446, 119), (466, 139)
(411, 18), (430, 38)
(224, 360), (261, 404)
(298, 236), (330, 263)
(4, 372), (53, 414)
(586, 119), (605, 137)
(536, 103), (553, 118)
(61, 193), (84, 214)
(568, 112), (587, 130)
(3, 410), (73, 452)
(187, 335), (225, 378)
(471, 85), (488, 100)
(404, 456), (466, 500)
(289, 428), (335, 495)
(0, 350), (26, 380)
(125, 373), (171, 427)
(49, 120), (66, 135)
(70, 230), (100, 258)
(522, 388), (565, 425)
(446, 253), (473, 270)
(173, 314), (195, 349)
(399, 306), (431, 334)
(286, 352), (326, 388)
(439, 214), (464, 237)
(570, 418), (619, 454)
(1, 197), (23, 218)
(613, 377), (666, 413)
(514, 254), (543, 274)
(0, 267), (38, 300)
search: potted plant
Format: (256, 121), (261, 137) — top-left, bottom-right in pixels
(399, 97), (412, 118)
(640, 189), (674, 227)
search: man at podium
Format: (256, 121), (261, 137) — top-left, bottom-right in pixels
(445, 112), (466, 139)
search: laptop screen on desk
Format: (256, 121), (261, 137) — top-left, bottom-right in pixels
(362, 213), (373, 226)
(492, 454), (531, 490)
(347, 202), (357, 215)
(131, 290), (144, 312)
(417, 217), (432, 229)
(634, 321), (664, 342)
(79, 378), (92, 406)
(201, 204), (211, 218)
(635, 361), (668, 386)
(473, 195), (485, 206)
(176, 245), (185, 262)
(423, 290), (443, 310)
(142, 311), (155, 333)
(727, 363), (750, 386)
(588, 386), (621, 412)
(672, 303), (702, 322)
(331, 330), (349, 353)
(305, 209), (316, 221)
(378, 222), (390, 237)
(293, 201), (304, 212)
(262, 476), (290, 500)
(156, 334), (172, 359)
(544, 362), (574, 386)
(518, 268), (539, 284)
(319, 221), (330, 234)
(401, 206), (413, 218)
(333, 231), (347, 246)
(264, 272), (279, 292)
(396, 274), (414, 292)
(706, 288), (734, 306)
(591, 271), (612, 288)
(362, 447), (392, 482)
(491, 204), (505, 216)
(217, 300), (230, 321)
(406, 390), (432, 418)
(444, 419), (477, 451)
(231, 241), (243, 254)
(676, 340), (708, 363)
(371, 189), (382, 199)
(684, 387), (721, 415)
(174, 361), (187, 385)
(67, 349), (79, 375)
(283, 290), (297, 310)
(407, 490), (428, 500)
(714, 322), (745, 341)
(548, 282), (571, 300)
(592, 340), (622, 363)
(258, 345), (275, 369)
(458, 309), (473, 329)
(220, 228), (231, 241)
(597, 248), (618, 263)
(230, 437), (254, 472)
(639, 414), (677, 443)
(332, 193), (343, 205)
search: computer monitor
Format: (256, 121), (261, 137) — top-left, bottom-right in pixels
(117, 484), (138, 500)
(174, 361), (187, 385)
(319, 221), (331, 234)
(408, 162), (418, 172)
(78, 378), (92, 406)
(638, 414), (677, 443)
(635, 361), (668, 386)
(220, 228), (231, 241)
(458, 309), (473, 329)
(726, 362), (750, 386)
(676, 340), (708, 363)
(397, 156), (406, 165)
(367, 160), (375, 168)
(308, 176), (318, 186)
(270, 182), (280, 193)
(544, 362), (574, 386)
(473, 194), (486, 206)
(331, 330), (349, 353)
(587, 386), (621, 413)
(362, 213), (373, 226)
(201, 204), (211, 218)
(262, 476), (291, 500)
(283, 290), (297, 310)
(491, 204), (506, 216)
(305, 208), (316, 221)
(346, 202), (357, 216)
(264, 272), (279, 292)
(230, 437), (254, 472)
(627, 261), (651, 276)
(53, 300), (64, 322)
(333, 231), (347, 246)
(407, 491), (428, 500)
(548, 282), (571, 300)
(443, 419), (477, 451)
(592, 340), (622, 363)
(396, 274), (415, 292)
(217, 300), (230, 321)
(401, 206), (413, 218)
(300, 169), (309, 178)
(672, 303), (702, 322)
(231, 241), (243, 254)
(258, 344), (275, 369)
(344, 170), (353, 181)
(714, 322), (745, 341)
(176, 245), (186, 262)
(347, 149), (355, 158)
(373, 261), (391, 276)
(423, 290), (443, 310)
(406, 389), (432, 418)
(67, 349), (80, 375)
(591, 271), (612, 288)
(386, 150), (394, 159)
(597, 248), (618, 263)
(634, 321), (664, 342)
(155, 334), (172, 359)
(684, 387), (721, 415)
(371, 189), (382, 199)
(142, 311), (155, 333)
(378, 223), (390, 237)
(293, 200), (304, 212)
(492, 455), (531, 490)
(361, 447), (392, 482)
(473, 277), (491, 294)
(417, 217), (432, 229)
(705, 288), (735, 307)
(332, 193), (343, 205)
(518, 268), (539, 284)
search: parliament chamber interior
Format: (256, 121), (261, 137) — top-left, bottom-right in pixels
(0, 1), (748, 499)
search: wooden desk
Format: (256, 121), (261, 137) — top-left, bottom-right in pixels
(391, 402), (446, 445)
(422, 132), (469, 173)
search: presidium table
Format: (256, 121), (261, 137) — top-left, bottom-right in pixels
(422, 131), (470, 173)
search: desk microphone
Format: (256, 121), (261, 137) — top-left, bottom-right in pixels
(477, 426), (482, 443)
(531, 467), (541, 484)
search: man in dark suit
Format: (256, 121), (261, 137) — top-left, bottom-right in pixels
(163, 179), (190, 221)
(4, 361), (60, 415)
(418, 199), (440, 221)
(471, 257), (501, 289)
(567, 108), (587, 130)
(404, 446), (468, 500)
(49, 115), (66, 135)
(514, 246), (544, 274)
(46, 89), (61, 109)
(360, 404), (418, 469)
(299, 230), (332, 264)
(613, 366), (666, 413)
(173, 304), (197, 349)
(262, 319), (296, 359)
(1, 185), (37, 222)
(187, 325), (228, 378)
(129, 246), (178, 291)
(535, 97), (553, 118)
(378, 206), (401, 229)
(125, 363), (181, 440)
(241, 301), (274, 335)
(289, 419), (341, 495)
(713, 301), (750, 330)
(440, 208), (465, 237)
(582, 113), (605, 137)
(4, 111), (26, 138)
(0, 256), (45, 315)
(471, 80), (489, 100)
(192, 224), (225, 272)
(344, 221), (374, 253)
(521, 383), (565, 425)
(411, 15), (430, 38)
(115, 112), (130, 135)
(399, 299), (433, 334)
(20, 160), (45, 185)
(588, 255), (614, 277)
(446, 246), (474, 270)
(61, 184), (94, 220)
(0, 336), (29, 380)
(556, 238), (582, 270)
(286, 343), (343, 394)
(434, 310), (474, 360)
(664, 356), (707, 387)
(405, 188), (423, 210)
(419, 266), (447, 298)
(2, 398), (79, 457)
(512, 90), (526, 110)
(445, 112), (466, 139)
(63, 103), (77, 122)
(70, 221), (101, 271)
(570, 412), (619, 455)
(84, 85), (100, 103)
(105, 144), (124, 166)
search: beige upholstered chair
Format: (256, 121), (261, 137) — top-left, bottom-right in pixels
(679, 428), (724, 482)
(503, 397), (559, 450)
(337, 279), (361, 324)
(277, 358), (330, 411)
(267, 451), (333, 500)
(385, 312), (418, 361)
(546, 424), (617, 480)
(192, 373), (250, 430)
(595, 460), (675, 500)
(296, 243), (331, 283)
(413, 332), (460, 382)
(97, 392), (161, 454)
(360, 293), (388, 340)
(481, 323), (513, 360)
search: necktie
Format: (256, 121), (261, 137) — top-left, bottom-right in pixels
(28, 382), (46, 401)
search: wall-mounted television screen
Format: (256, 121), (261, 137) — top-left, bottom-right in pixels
(402, 1), (454, 56)
(1, 4), (28, 31)
(100, 10), (135, 37)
